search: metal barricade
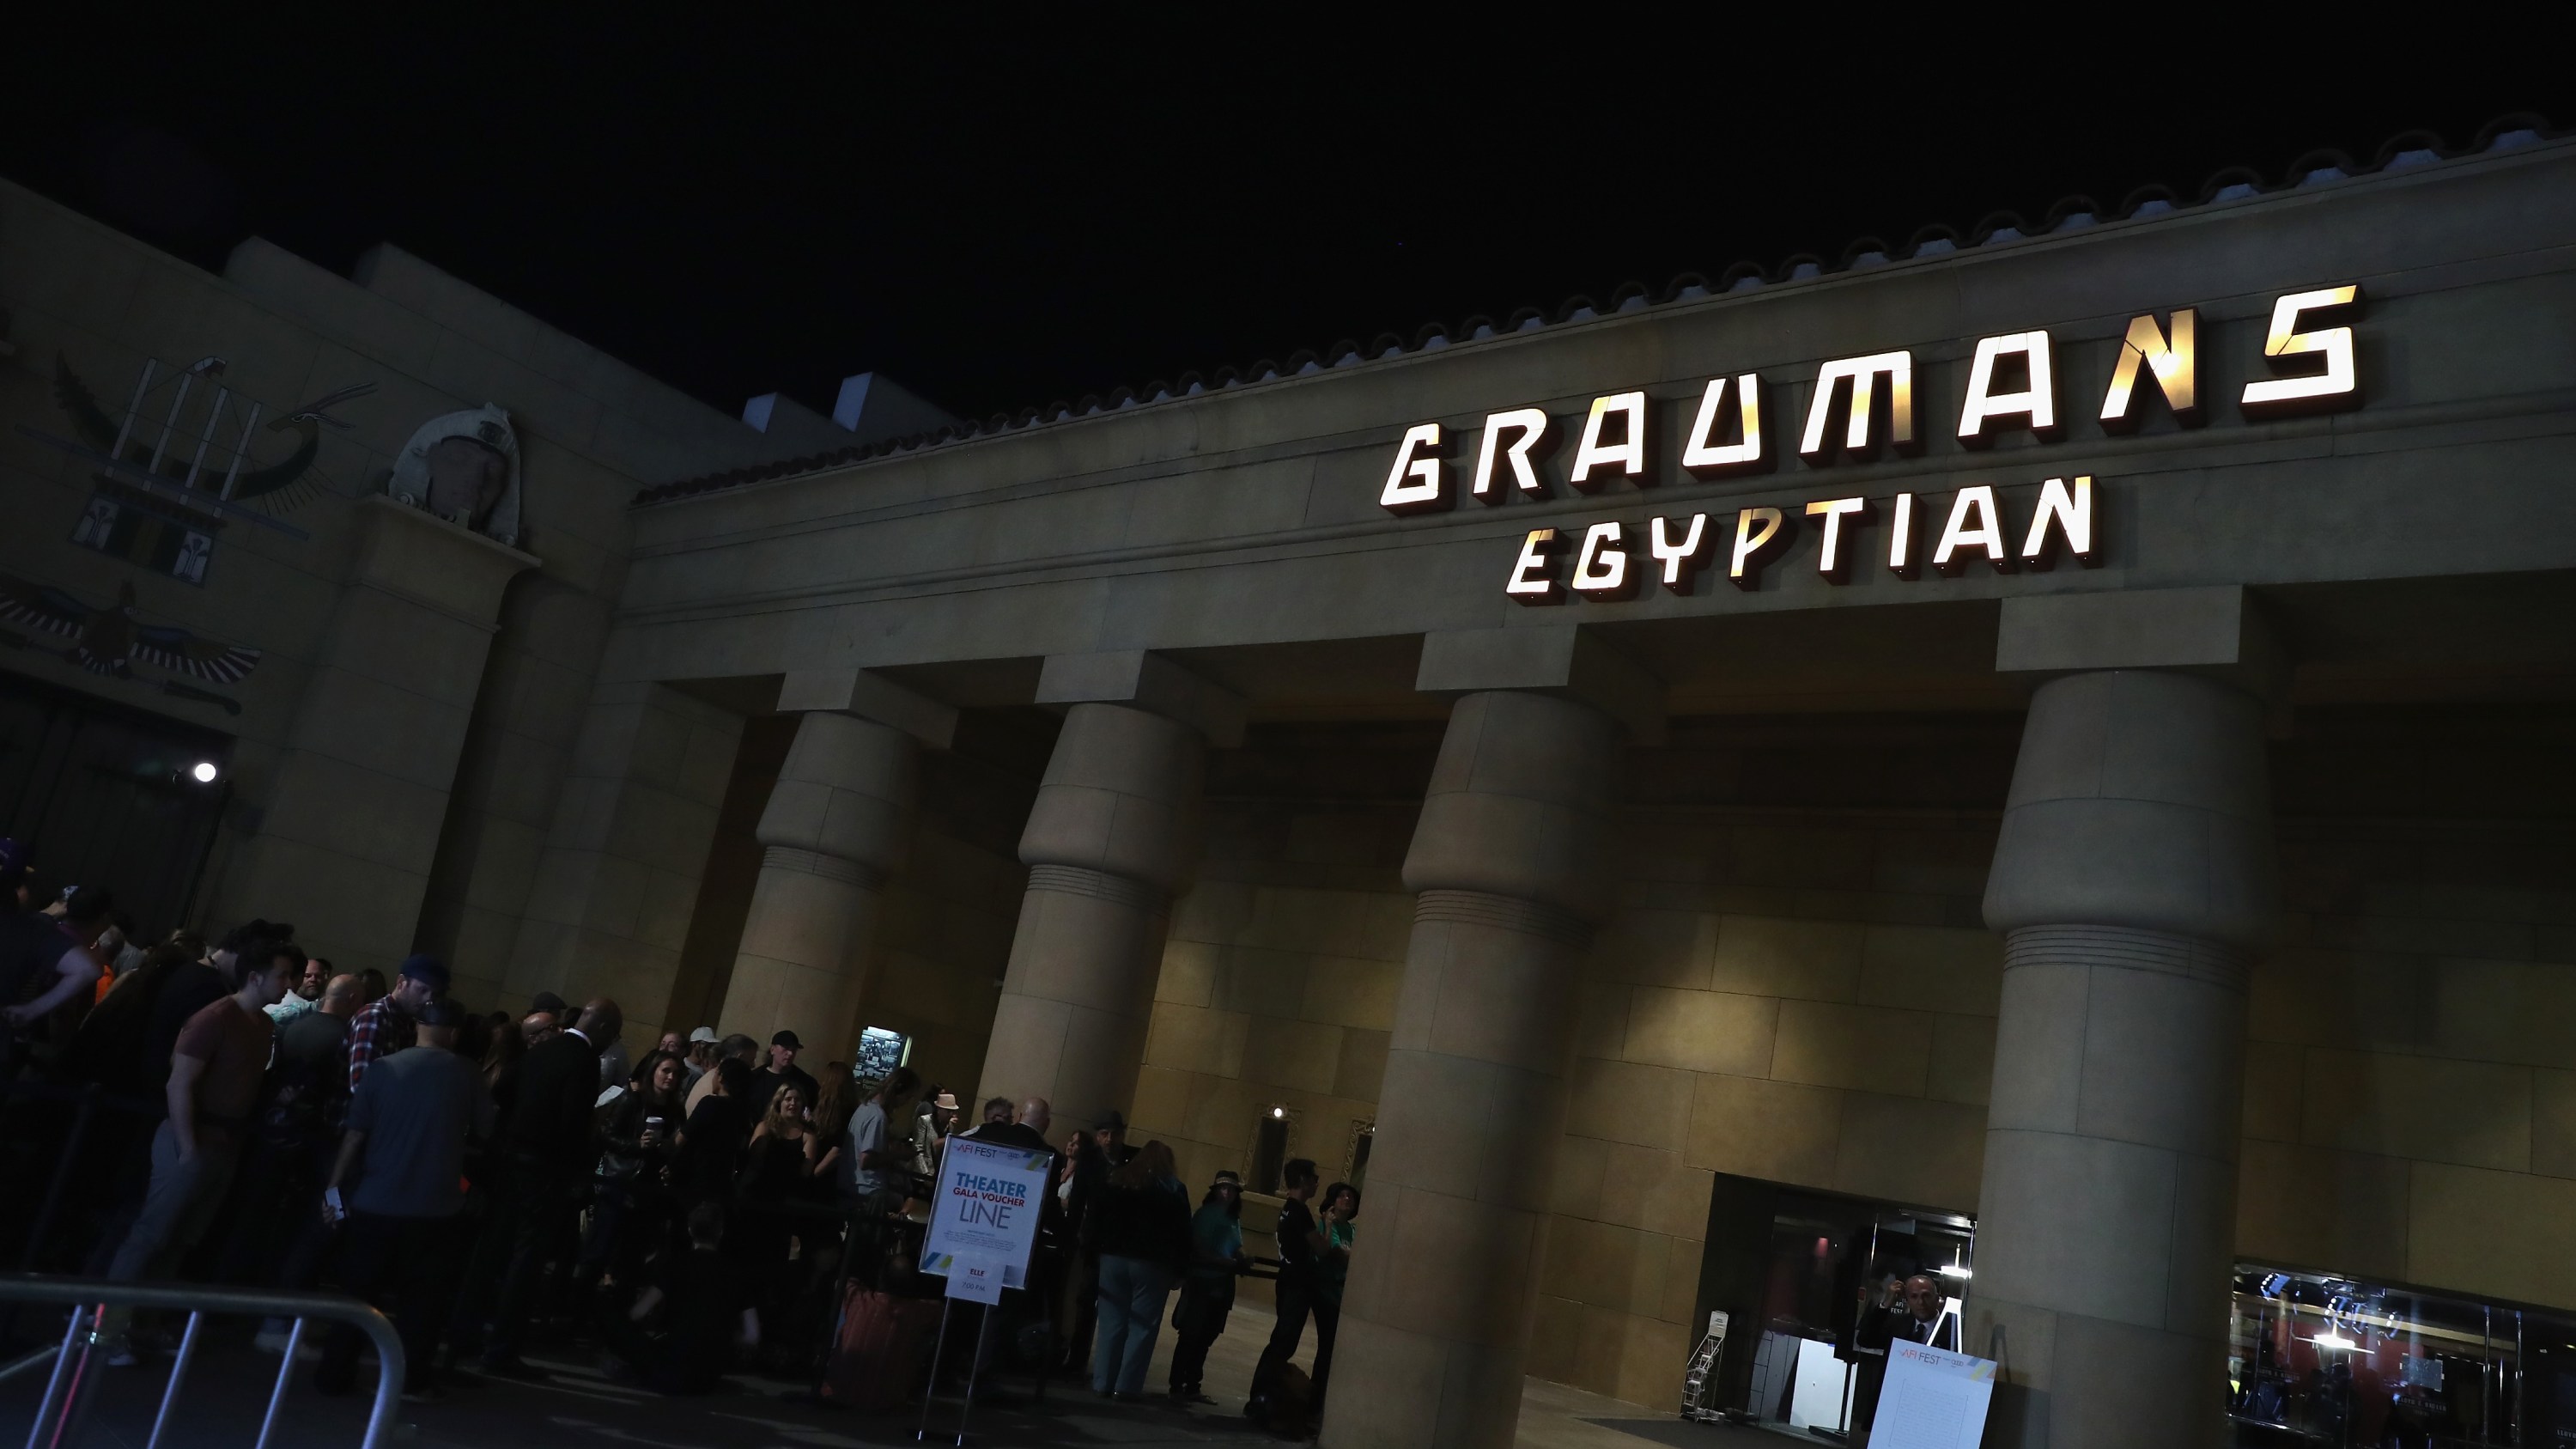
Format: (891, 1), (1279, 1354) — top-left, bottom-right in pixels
(0, 1275), (404, 1449)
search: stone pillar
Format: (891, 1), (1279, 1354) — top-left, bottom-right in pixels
(216, 496), (536, 974)
(715, 709), (919, 1057)
(977, 700), (1204, 1131)
(1326, 626), (1655, 1449)
(1970, 591), (2281, 1449)
(502, 680), (743, 1037)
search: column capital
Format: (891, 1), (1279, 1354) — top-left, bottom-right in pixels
(1415, 624), (1665, 745)
(1036, 649), (1245, 747)
(777, 667), (957, 749)
(350, 493), (539, 630)
(1996, 585), (2287, 711)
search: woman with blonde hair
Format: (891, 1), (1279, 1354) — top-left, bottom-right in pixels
(1082, 1139), (1192, 1399)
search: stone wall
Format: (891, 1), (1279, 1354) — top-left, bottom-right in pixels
(1120, 706), (2576, 1409)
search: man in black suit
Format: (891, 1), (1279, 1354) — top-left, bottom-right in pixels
(475, 995), (622, 1378)
(1895, 1274), (1959, 1350)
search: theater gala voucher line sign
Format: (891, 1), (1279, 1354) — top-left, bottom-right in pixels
(920, 1135), (1051, 1298)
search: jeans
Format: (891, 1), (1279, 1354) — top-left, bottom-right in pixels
(1089, 1254), (1170, 1396)
(317, 1213), (459, 1394)
(108, 1123), (240, 1284)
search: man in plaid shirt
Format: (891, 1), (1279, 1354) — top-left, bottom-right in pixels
(347, 954), (446, 1092)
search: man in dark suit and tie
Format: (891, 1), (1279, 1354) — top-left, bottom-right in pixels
(1895, 1273), (1959, 1351)
(475, 996), (623, 1377)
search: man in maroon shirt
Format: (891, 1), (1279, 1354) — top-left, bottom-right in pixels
(105, 939), (295, 1361)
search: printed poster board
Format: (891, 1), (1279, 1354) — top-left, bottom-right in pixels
(920, 1135), (1050, 1291)
(1871, 1342), (1997, 1449)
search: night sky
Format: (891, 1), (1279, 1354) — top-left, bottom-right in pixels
(8, 22), (2567, 426)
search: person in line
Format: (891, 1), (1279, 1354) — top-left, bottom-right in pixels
(313, 999), (494, 1402)
(746, 1029), (818, 1117)
(347, 954), (443, 1092)
(1060, 1109), (1138, 1373)
(676, 1056), (756, 1209)
(738, 1082), (831, 1336)
(104, 939), (295, 1362)
(474, 995), (622, 1378)
(835, 1067), (918, 1284)
(519, 1008), (560, 1050)
(137, 920), (288, 1096)
(3, 871), (100, 1041)
(685, 1033), (759, 1115)
(911, 1089), (961, 1178)
(1084, 1139), (1190, 1401)
(1308, 1180), (1359, 1417)
(223, 971), (358, 1316)
(682, 1028), (719, 1086)
(1166, 1169), (1248, 1404)
(1248, 1158), (1344, 1423)
(604, 1202), (754, 1395)
(581, 1048), (688, 1290)
(266, 951), (329, 1023)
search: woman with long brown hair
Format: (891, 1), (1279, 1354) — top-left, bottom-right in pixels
(1082, 1138), (1191, 1400)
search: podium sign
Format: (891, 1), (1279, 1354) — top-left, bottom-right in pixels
(1871, 1342), (1997, 1449)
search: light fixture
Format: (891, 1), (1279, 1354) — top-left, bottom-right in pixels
(2312, 1332), (2360, 1351)
(1936, 1263), (1973, 1279)
(189, 761), (220, 784)
(1269, 1106), (1286, 1120)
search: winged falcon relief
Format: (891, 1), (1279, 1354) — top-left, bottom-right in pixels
(0, 572), (261, 715)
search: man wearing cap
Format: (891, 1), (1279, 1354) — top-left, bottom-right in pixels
(315, 999), (494, 1401)
(746, 1029), (818, 1118)
(348, 954), (445, 1093)
(682, 1026), (719, 1087)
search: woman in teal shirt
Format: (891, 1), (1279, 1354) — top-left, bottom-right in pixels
(1164, 1170), (1248, 1403)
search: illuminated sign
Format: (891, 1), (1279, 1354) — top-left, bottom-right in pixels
(1375, 286), (2362, 599)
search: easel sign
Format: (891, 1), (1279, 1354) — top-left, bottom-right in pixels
(914, 1137), (1051, 1445)
(920, 1137), (1049, 1288)
(1871, 1342), (1997, 1449)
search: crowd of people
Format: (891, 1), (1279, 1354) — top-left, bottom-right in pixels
(0, 837), (1358, 1426)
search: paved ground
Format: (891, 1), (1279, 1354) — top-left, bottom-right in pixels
(3, 1300), (1775, 1449)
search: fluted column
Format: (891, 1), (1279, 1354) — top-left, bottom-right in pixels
(1325, 689), (1623, 1449)
(716, 710), (918, 1056)
(1971, 668), (2277, 1449)
(976, 702), (1203, 1133)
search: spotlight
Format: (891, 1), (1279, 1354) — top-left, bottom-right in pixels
(189, 761), (220, 783)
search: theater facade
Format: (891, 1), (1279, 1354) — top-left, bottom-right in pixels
(8, 131), (2576, 1447)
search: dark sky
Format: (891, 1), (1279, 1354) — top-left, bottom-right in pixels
(8, 22), (2567, 426)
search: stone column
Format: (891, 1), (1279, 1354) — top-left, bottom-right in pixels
(715, 709), (920, 1057)
(215, 496), (536, 974)
(976, 700), (1204, 1131)
(1326, 626), (1654, 1449)
(1970, 592), (2281, 1449)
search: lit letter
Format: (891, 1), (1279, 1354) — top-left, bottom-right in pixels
(1728, 507), (1791, 590)
(1379, 422), (1446, 514)
(1804, 496), (1870, 582)
(1931, 486), (2014, 576)
(2019, 475), (2099, 569)
(1505, 527), (1562, 604)
(1567, 392), (1649, 491)
(1956, 331), (2058, 444)
(1473, 408), (1551, 499)
(1571, 521), (1631, 598)
(1680, 374), (1765, 475)
(1799, 351), (1916, 462)
(2099, 309), (2200, 432)
(1649, 513), (1709, 593)
(1888, 492), (1919, 579)
(2239, 284), (2361, 418)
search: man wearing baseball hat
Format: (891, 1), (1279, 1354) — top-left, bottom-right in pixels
(348, 954), (446, 1093)
(1168, 1170), (1250, 1403)
(747, 1028), (818, 1117)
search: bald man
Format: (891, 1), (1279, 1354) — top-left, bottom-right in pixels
(471, 996), (622, 1376)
